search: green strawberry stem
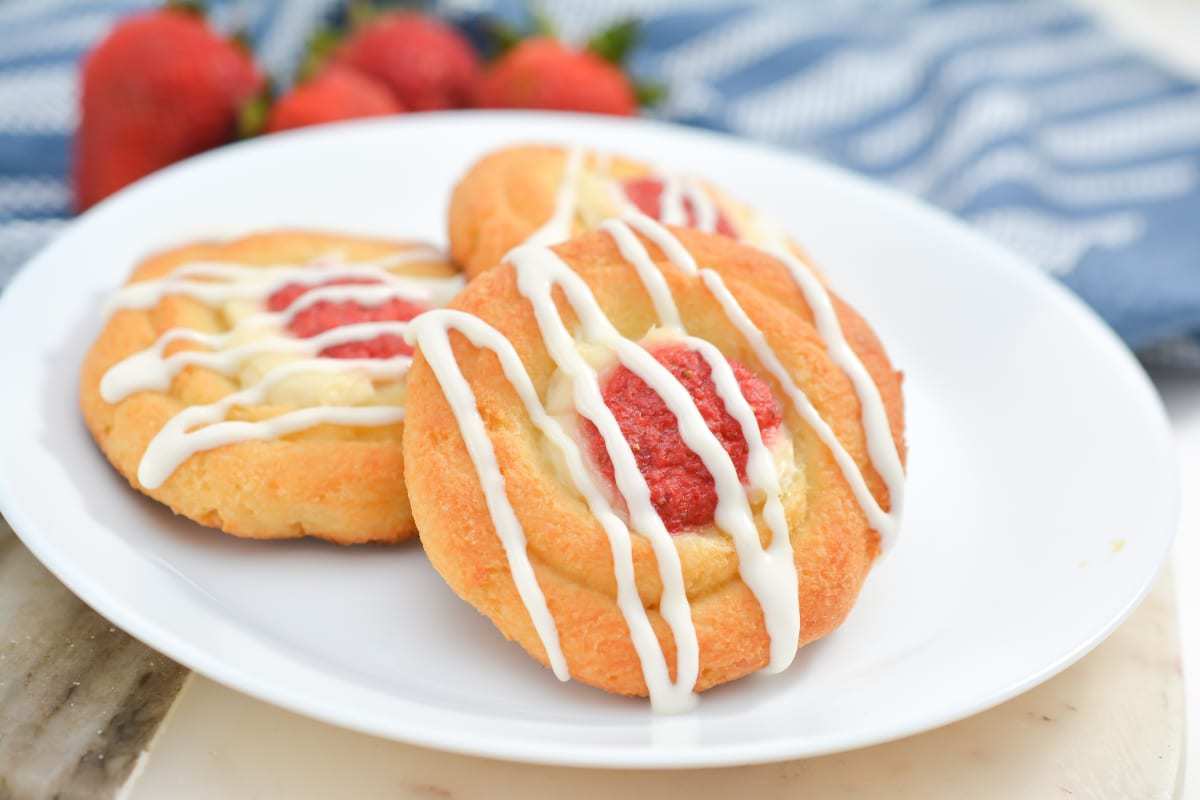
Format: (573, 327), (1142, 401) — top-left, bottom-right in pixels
(634, 80), (667, 109)
(237, 81), (274, 138)
(484, 3), (555, 58)
(164, 0), (206, 16)
(298, 26), (343, 83)
(586, 18), (639, 66)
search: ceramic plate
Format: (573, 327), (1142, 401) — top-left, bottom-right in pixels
(0, 112), (1177, 767)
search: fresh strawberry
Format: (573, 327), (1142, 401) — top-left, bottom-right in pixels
(329, 12), (480, 111)
(473, 37), (636, 116)
(265, 66), (401, 133)
(73, 5), (264, 211)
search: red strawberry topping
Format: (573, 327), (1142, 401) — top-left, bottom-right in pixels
(621, 177), (738, 238)
(582, 344), (781, 532)
(266, 277), (425, 359)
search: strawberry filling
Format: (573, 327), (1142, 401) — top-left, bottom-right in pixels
(581, 344), (781, 533)
(265, 277), (425, 359)
(621, 177), (738, 238)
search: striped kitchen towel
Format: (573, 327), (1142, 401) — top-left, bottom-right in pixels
(1, 0), (1198, 362)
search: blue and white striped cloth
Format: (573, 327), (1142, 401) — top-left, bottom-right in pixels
(2, 0), (1198, 362)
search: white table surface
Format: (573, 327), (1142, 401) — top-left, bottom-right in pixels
(1154, 369), (1200, 798)
(117, 1), (1200, 796)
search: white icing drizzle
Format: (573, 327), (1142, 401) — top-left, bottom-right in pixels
(599, 218), (681, 329)
(686, 334), (798, 672)
(699, 270), (893, 535)
(522, 146), (585, 249)
(688, 185), (902, 537)
(683, 179), (718, 234)
(138, 357), (408, 488)
(107, 250), (461, 316)
(622, 210), (902, 545)
(657, 173), (687, 226)
(621, 209), (698, 270)
(102, 247), (450, 489)
(599, 218), (799, 672)
(405, 311), (570, 684)
(409, 309), (778, 712)
(602, 156), (719, 237)
(508, 244), (700, 713)
(758, 234), (906, 546)
(101, 320), (410, 403)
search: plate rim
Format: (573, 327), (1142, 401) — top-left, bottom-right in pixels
(0, 110), (1179, 768)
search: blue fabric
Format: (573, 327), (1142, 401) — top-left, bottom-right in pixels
(1, 0), (1198, 362)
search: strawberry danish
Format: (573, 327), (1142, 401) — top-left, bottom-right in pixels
(403, 214), (905, 707)
(81, 230), (461, 544)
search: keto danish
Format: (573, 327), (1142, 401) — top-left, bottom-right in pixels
(81, 230), (460, 544)
(404, 216), (904, 707)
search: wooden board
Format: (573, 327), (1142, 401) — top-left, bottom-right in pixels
(0, 516), (187, 800)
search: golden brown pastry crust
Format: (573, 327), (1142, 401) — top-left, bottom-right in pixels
(404, 226), (905, 697)
(448, 144), (756, 279)
(80, 230), (457, 544)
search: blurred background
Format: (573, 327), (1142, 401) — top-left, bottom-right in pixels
(2, 2), (1200, 795)
(2, 0), (1200, 367)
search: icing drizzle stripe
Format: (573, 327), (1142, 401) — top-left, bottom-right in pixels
(684, 179), (718, 234)
(600, 218), (800, 672)
(658, 173), (687, 226)
(760, 239), (905, 547)
(107, 252), (462, 316)
(102, 248), (448, 488)
(101, 320), (411, 403)
(405, 311), (571, 683)
(138, 357), (408, 488)
(521, 146), (585, 250)
(508, 244), (700, 713)
(620, 210), (901, 545)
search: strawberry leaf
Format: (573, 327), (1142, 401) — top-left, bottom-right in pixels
(347, 0), (377, 29)
(529, 7), (557, 38)
(482, 19), (526, 58)
(634, 80), (667, 109)
(237, 81), (274, 139)
(586, 18), (639, 66)
(479, 3), (558, 60)
(298, 25), (343, 82)
(164, 0), (206, 17)
(229, 28), (253, 55)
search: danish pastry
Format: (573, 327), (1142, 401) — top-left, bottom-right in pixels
(403, 212), (905, 708)
(81, 230), (461, 544)
(449, 144), (786, 279)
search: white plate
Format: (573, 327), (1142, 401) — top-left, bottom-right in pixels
(0, 112), (1177, 768)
